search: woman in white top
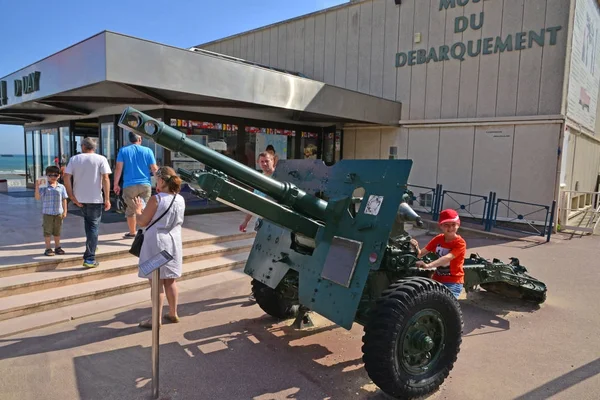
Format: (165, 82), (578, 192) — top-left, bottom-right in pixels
(133, 166), (186, 329)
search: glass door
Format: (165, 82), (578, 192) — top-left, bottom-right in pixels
(25, 131), (36, 185)
(40, 128), (60, 172)
(33, 130), (41, 182)
(101, 122), (116, 170)
(59, 126), (71, 166)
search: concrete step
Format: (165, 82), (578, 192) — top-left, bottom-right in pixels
(0, 252), (250, 322)
(0, 231), (255, 278)
(0, 239), (254, 298)
(0, 269), (251, 339)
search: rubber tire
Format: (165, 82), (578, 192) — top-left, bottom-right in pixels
(362, 277), (463, 399)
(251, 279), (300, 320)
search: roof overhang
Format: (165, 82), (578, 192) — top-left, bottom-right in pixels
(0, 31), (401, 127)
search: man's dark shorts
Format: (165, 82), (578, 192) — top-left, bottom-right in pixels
(43, 214), (63, 237)
(123, 184), (152, 217)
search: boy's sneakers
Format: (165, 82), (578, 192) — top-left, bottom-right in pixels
(44, 248), (54, 256)
(83, 260), (99, 268)
(54, 247), (66, 255)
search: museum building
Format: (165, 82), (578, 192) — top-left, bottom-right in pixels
(1, 0), (599, 220)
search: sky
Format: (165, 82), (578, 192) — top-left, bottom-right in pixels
(0, 0), (348, 154)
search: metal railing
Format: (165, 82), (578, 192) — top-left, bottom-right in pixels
(559, 190), (600, 235)
(415, 184), (558, 241)
(406, 184), (441, 219)
(492, 198), (556, 242)
(440, 190), (489, 226)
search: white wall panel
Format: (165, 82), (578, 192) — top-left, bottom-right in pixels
(233, 38), (241, 58)
(343, 128), (356, 159)
(496, 0), (525, 117)
(370, 0), (386, 97)
(295, 20), (305, 73)
(324, 12), (337, 84)
(472, 126), (515, 218)
(509, 124), (560, 212)
(286, 23), (296, 71)
(346, 4), (361, 91)
(314, 14), (326, 81)
(438, 127), (477, 214)
(247, 33), (255, 62)
(440, 4), (464, 119)
(476, 0), (503, 117)
(409, 0), (431, 119)
(277, 25), (287, 69)
(261, 30), (270, 65)
(304, 17), (315, 78)
(383, 0), (400, 101)
(240, 35), (248, 60)
(516, 0), (547, 116)
(335, 7), (349, 87)
(396, 0), (414, 120)
(407, 128), (440, 188)
(458, 0), (483, 118)
(269, 28), (278, 67)
(355, 129), (381, 159)
(358, 1), (373, 94)
(539, 0), (570, 115)
(424, 0), (445, 119)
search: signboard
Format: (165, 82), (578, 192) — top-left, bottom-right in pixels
(395, 1), (561, 68)
(0, 71), (41, 106)
(567, 0), (600, 131)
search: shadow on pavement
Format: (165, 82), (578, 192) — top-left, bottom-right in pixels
(0, 295), (251, 361)
(460, 290), (542, 337)
(72, 314), (376, 400)
(513, 357), (600, 400)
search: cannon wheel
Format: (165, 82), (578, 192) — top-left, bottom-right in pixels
(362, 277), (463, 399)
(251, 279), (300, 320)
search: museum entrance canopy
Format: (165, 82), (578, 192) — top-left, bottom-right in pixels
(0, 31), (401, 127)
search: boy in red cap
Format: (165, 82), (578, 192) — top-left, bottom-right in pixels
(411, 209), (466, 299)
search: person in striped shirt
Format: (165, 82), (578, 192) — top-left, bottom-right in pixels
(35, 165), (69, 256)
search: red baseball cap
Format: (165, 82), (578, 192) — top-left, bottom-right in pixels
(439, 209), (460, 225)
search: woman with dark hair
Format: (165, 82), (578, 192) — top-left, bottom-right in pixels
(265, 144), (279, 166)
(133, 166), (186, 329)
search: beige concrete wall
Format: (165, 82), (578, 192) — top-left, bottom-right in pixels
(344, 122), (562, 218)
(202, 0), (570, 121)
(564, 129), (600, 192)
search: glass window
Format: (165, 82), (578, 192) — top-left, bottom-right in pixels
(59, 126), (71, 166)
(101, 122), (116, 170)
(246, 126), (295, 169)
(301, 132), (319, 160)
(40, 128), (60, 173)
(168, 119), (239, 171)
(25, 131), (35, 185)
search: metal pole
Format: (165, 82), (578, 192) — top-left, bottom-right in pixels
(151, 269), (160, 399)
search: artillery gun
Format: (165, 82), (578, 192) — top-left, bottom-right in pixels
(119, 108), (547, 399)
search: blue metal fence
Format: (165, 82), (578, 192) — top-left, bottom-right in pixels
(406, 184), (441, 218)
(421, 185), (556, 242)
(492, 198), (556, 242)
(440, 190), (489, 226)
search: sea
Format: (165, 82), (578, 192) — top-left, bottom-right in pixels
(0, 154), (27, 187)
(0, 154), (26, 174)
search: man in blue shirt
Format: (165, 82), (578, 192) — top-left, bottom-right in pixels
(113, 132), (159, 238)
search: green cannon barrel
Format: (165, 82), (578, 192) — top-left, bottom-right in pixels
(118, 107), (329, 222)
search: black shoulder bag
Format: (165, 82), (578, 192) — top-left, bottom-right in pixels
(129, 194), (177, 257)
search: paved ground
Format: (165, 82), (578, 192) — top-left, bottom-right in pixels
(0, 230), (599, 400)
(0, 189), (251, 267)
